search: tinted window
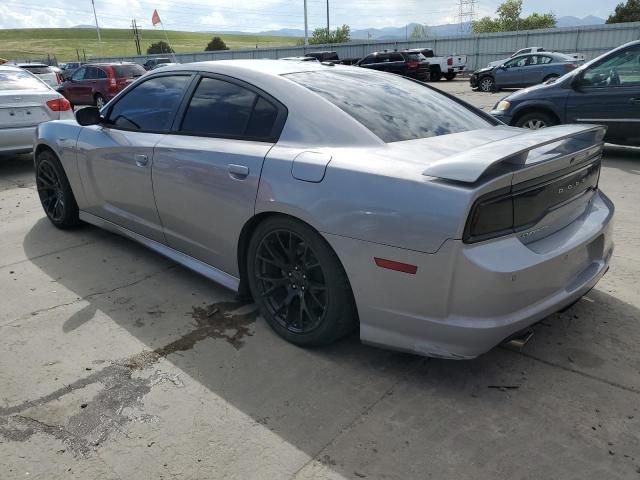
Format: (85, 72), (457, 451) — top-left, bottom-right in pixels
(407, 53), (427, 62)
(390, 53), (404, 62)
(377, 54), (390, 63)
(360, 55), (375, 65)
(107, 75), (190, 131)
(95, 68), (108, 79)
(112, 64), (146, 78)
(246, 97), (279, 138)
(181, 77), (259, 138)
(539, 56), (553, 64)
(421, 49), (434, 58)
(0, 69), (49, 91)
(287, 70), (489, 143)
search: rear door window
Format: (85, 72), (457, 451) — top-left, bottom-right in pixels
(106, 75), (191, 131)
(389, 53), (405, 62)
(179, 77), (282, 141)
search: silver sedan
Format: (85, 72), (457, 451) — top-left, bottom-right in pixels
(34, 60), (614, 359)
(1, 65), (74, 155)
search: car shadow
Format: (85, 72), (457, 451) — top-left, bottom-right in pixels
(20, 217), (640, 477)
(0, 153), (35, 186)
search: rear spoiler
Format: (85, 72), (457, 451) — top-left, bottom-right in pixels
(422, 125), (606, 183)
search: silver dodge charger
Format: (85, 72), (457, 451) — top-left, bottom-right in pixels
(34, 60), (614, 359)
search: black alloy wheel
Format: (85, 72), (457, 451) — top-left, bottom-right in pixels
(247, 217), (357, 347)
(254, 229), (327, 334)
(36, 150), (80, 228)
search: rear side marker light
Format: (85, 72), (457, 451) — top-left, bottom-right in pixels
(46, 98), (72, 111)
(374, 258), (418, 275)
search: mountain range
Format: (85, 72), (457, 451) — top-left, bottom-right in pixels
(72, 16), (606, 39)
(214, 16), (606, 40)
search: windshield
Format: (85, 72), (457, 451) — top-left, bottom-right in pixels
(0, 69), (49, 91)
(286, 70), (489, 143)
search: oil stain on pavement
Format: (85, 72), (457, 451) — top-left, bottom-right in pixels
(0, 301), (258, 455)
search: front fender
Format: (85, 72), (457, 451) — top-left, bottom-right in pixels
(509, 98), (566, 125)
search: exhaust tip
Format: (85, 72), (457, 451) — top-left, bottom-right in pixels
(503, 328), (534, 351)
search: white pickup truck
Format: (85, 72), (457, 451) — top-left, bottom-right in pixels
(405, 48), (467, 81)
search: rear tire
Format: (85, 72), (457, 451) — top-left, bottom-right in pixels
(35, 149), (80, 229)
(479, 76), (496, 92)
(444, 73), (456, 81)
(515, 111), (558, 130)
(247, 216), (357, 348)
(430, 70), (442, 82)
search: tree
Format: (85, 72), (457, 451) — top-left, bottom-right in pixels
(607, 0), (640, 23)
(147, 41), (174, 54)
(410, 24), (431, 40)
(309, 24), (351, 44)
(472, 0), (556, 33)
(205, 36), (229, 51)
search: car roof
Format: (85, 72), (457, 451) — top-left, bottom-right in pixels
(163, 59), (353, 77)
(0, 65), (23, 72)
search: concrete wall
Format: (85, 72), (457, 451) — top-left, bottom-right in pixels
(92, 21), (640, 71)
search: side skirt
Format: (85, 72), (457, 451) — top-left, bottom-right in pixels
(79, 211), (240, 292)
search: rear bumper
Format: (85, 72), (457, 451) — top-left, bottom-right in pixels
(326, 191), (614, 359)
(0, 126), (36, 154)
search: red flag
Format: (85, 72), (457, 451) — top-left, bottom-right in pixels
(152, 9), (161, 26)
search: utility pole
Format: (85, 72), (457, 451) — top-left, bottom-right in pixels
(131, 19), (142, 55)
(326, 0), (330, 37)
(304, 0), (308, 45)
(91, 0), (101, 43)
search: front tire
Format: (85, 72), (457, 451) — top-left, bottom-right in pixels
(515, 111), (558, 130)
(479, 76), (496, 92)
(247, 216), (357, 348)
(36, 150), (80, 229)
(430, 71), (442, 82)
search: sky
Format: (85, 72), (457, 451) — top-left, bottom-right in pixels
(0, 0), (621, 32)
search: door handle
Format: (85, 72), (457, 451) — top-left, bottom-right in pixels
(630, 98), (640, 103)
(228, 164), (249, 179)
(134, 154), (148, 167)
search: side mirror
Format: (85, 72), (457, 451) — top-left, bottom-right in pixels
(75, 106), (102, 126)
(571, 71), (585, 90)
(499, 64), (507, 70)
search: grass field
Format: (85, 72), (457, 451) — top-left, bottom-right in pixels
(0, 28), (300, 63)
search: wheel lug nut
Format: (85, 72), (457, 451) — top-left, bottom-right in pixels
(292, 285), (297, 289)
(288, 272), (292, 277)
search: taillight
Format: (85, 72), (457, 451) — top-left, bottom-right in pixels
(447, 58), (453, 66)
(55, 72), (62, 84)
(465, 192), (514, 243)
(565, 63), (578, 71)
(407, 60), (419, 68)
(46, 98), (72, 112)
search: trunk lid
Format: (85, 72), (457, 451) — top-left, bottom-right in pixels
(0, 90), (60, 128)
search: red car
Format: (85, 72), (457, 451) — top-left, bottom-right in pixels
(58, 63), (146, 108)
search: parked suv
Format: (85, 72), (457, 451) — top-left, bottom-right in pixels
(16, 63), (61, 87)
(356, 50), (430, 81)
(491, 40), (640, 146)
(58, 63), (146, 108)
(61, 62), (86, 80)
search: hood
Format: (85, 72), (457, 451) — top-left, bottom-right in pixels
(473, 66), (494, 75)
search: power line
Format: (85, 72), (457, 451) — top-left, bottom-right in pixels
(457, 0), (478, 35)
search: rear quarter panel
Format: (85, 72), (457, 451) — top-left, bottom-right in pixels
(36, 120), (86, 207)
